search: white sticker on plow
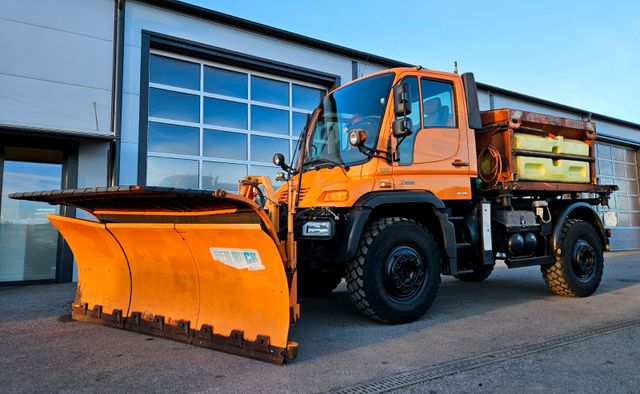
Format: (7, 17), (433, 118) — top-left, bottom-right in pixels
(209, 248), (265, 271)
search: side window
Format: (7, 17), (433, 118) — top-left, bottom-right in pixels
(421, 79), (456, 128)
(402, 76), (421, 133)
(397, 76), (421, 165)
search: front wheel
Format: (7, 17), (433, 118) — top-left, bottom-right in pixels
(346, 217), (442, 324)
(541, 219), (604, 297)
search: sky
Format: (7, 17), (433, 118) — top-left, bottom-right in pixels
(187, 0), (640, 124)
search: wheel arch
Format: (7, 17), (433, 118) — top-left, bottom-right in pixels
(552, 202), (608, 253)
(351, 191), (458, 274)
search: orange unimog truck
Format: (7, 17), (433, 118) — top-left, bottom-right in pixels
(285, 68), (614, 320)
(11, 67), (616, 364)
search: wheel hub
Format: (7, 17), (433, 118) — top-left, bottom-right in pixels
(383, 246), (426, 301)
(572, 240), (597, 282)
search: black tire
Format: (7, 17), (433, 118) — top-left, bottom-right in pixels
(298, 269), (342, 298)
(346, 217), (442, 324)
(541, 219), (604, 297)
(453, 265), (494, 282)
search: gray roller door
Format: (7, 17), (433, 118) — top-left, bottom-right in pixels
(595, 142), (640, 250)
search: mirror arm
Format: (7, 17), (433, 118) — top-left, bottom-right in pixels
(357, 144), (392, 164)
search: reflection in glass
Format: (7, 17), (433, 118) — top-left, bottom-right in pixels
(147, 157), (198, 188)
(252, 165), (284, 184)
(203, 129), (247, 160)
(204, 66), (247, 98)
(149, 88), (199, 122)
(251, 76), (288, 106)
(1, 161), (61, 282)
(292, 112), (307, 137)
(150, 54), (199, 90)
(204, 98), (247, 129)
(421, 79), (456, 127)
(251, 136), (289, 163)
(251, 105), (289, 134)
(148, 122), (199, 155)
(292, 84), (323, 110)
(202, 162), (247, 191)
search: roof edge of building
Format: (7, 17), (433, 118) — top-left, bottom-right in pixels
(477, 82), (640, 130)
(133, 0), (412, 68)
(136, 0), (639, 131)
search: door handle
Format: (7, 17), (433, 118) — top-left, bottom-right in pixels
(451, 160), (469, 167)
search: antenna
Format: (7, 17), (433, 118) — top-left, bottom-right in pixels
(359, 55), (370, 78)
(453, 61), (458, 74)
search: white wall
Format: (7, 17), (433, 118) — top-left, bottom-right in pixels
(120, 0), (365, 184)
(479, 89), (640, 145)
(0, 0), (114, 134)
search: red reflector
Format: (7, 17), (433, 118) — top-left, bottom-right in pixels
(606, 228), (612, 237)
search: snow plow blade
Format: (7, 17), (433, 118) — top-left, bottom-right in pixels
(10, 186), (297, 364)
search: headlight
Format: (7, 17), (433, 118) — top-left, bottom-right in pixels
(302, 221), (333, 237)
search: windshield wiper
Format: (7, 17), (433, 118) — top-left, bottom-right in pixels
(302, 157), (349, 171)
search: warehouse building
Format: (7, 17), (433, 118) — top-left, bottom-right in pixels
(1, 0), (639, 284)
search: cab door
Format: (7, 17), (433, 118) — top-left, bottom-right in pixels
(393, 73), (471, 200)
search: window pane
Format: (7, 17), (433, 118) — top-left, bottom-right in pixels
(251, 76), (288, 106)
(251, 105), (289, 134)
(203, 129), (247, 160)
(202, 162), (247, 191)
(292, 84), (323, 110)
(150, 54), (199, 90)
(292, 112), (308, 137)
(147, 157), (198, 188)
(251, 135), (289, 163)
(252, 165), (284, 184)
(1, 161), (61, 282)
(612, 147), (626, 162)
(625, 148), (637, 164)
(149, 88), (199, 122)
(597, 160), (613, 176)
(421, 79), (456, 127)
(204, 66), (247, 98)
(204, 98), (247, 129)
(397, 76), (422, 165)
(148, 122), (199, 155)
(597, 144), (611, 160)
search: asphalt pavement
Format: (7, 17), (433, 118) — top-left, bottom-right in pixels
(1, 251), (639, 393)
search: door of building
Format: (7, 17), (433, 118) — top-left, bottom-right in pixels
(0, 147), (63, 283)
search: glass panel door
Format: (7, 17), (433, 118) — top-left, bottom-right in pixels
(0, 161), (62, 282)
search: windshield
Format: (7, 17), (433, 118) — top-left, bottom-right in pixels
(303, 73), (394, 168)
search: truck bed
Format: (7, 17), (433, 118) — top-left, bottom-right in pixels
(476, 108), (616, 197)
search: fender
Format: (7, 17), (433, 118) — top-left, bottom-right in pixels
(551, 202), (608, 254)
(346, 191), (458, 274)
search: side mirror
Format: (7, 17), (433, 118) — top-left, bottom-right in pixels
(348, 129), (367, 147)
(392, 82), (412, 117)
(392, 118), (413, 139)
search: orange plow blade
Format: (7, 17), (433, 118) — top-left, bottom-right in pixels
(11, 187), (297, 364)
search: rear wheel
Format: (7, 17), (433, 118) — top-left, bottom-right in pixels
(542, 219), (604, 297)
(454, 264), (494, 282)
(346, 217), (442, 324)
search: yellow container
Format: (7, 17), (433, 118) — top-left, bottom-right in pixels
(516, 156), (590, 183)
(513, 133), (589, 157)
